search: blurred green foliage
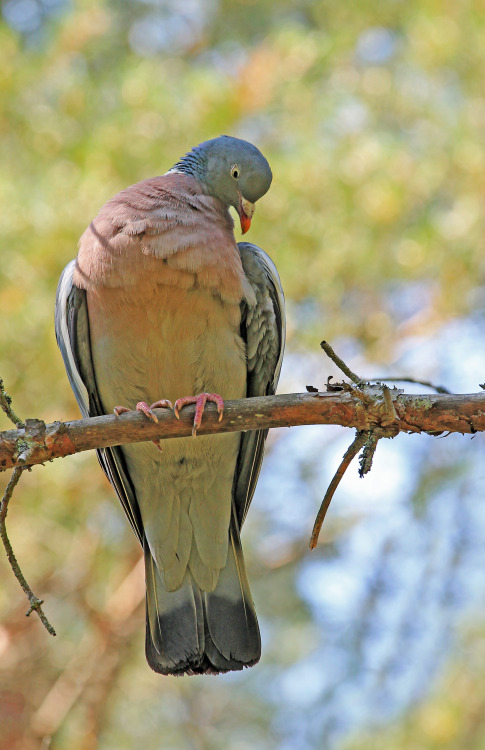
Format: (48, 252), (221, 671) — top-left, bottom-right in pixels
(1, 1), (485, 748)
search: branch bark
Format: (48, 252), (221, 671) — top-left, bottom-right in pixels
(1, 389), (484, 471)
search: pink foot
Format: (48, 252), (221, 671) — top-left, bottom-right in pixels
(113, 399), (173, 450)
(174, 392), (224, 437)
(113, 399), (173, 423)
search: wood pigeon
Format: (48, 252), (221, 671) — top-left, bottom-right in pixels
(55, 136), (285, 675)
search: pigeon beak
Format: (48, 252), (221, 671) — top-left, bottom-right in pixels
(238, 194), (255, 235)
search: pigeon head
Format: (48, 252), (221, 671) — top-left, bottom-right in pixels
(170, 135), (272, 234)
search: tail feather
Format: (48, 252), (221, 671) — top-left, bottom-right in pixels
(144, 511), (260, 675)
(204, 509), (260, 669)
(145, 541), (205, 675)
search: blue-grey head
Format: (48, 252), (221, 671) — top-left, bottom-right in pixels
(170, 135), (272, 234)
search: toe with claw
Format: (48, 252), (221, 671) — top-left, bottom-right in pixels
(135, 399), (173, 423)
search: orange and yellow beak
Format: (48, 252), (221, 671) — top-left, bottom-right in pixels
(238, 195), (255, 235)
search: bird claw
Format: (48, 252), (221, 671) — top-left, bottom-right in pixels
(113, 399), (173, 449)
(174, 392), (224, 436)
(114, 400), (173, 423)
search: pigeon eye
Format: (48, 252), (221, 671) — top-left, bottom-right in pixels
(231, 164), (240, 180)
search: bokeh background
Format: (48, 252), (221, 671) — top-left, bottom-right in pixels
(1, 1), (485, 748)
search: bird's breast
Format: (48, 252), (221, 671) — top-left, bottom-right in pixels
(87, 276), (247, 413)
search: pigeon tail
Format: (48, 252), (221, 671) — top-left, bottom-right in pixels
(145, 508), (260, 675)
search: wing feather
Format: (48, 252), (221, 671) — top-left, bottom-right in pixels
(235, 243), (285, 526)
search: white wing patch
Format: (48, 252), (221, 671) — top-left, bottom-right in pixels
(55, 260), (90, 416)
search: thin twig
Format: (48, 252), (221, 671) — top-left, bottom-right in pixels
(381, 384), (399, 423)
(372, 376), (451, 395)
(320, 341), (362, 384)
(0, 378), (25, 428)
(309, 431), (368, 549)
(0, 467), (56, 636)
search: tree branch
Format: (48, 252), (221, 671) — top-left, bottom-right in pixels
(0, 389), (484, 471)
(0, 466), (56, 636)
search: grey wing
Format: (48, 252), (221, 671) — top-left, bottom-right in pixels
(55, 261), (143, 543)
(235, 242), (285, 527)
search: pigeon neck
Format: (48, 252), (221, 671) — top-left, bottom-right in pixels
(167, 147), (206, 182)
